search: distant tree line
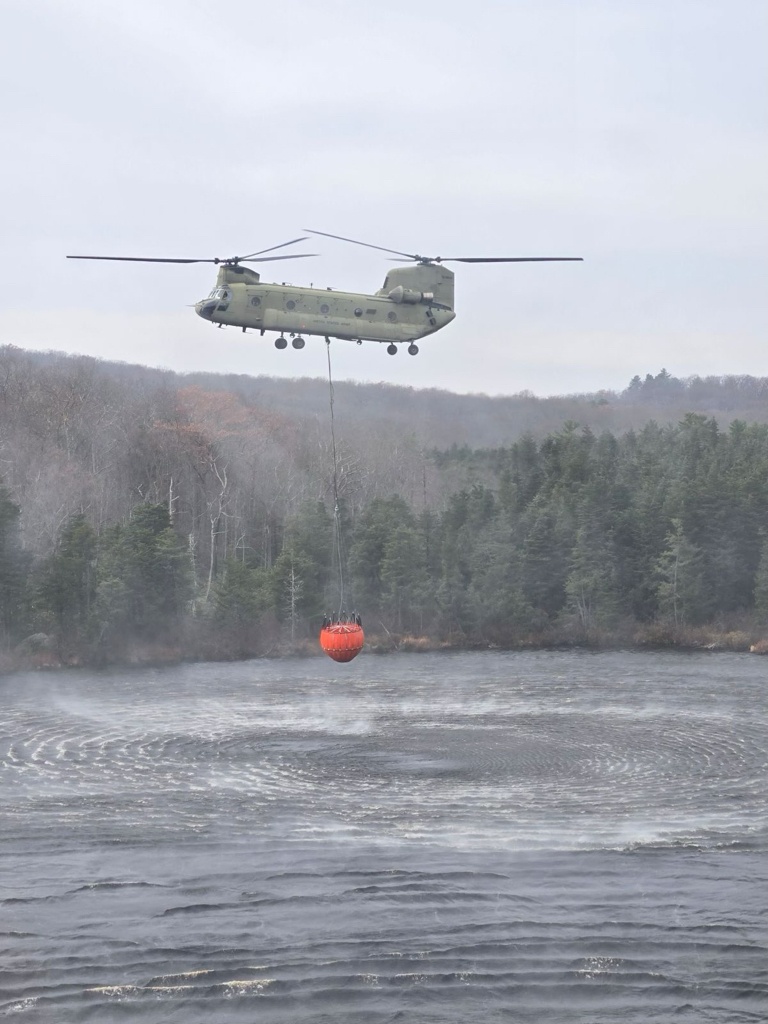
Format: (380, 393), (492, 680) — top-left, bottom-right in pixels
(3, 411), (768, 666)
(5, 345), (768, 666)
(620, 367), (768, 411)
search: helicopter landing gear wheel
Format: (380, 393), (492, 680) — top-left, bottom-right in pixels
(292, 336), (305, 349)
(275, 336), (288, 350)
(407, 343), (419, 356)
(387, 343), (398, 355)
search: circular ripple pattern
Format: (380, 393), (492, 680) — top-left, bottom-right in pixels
(1, 651), (766, 1022)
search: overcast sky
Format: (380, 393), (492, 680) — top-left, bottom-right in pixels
(1, 0), (766, 396)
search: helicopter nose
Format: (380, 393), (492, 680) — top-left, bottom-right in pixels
(195, 299), (217, 320)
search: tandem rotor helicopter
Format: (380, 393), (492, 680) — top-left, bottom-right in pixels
(67, 230), (583, 356)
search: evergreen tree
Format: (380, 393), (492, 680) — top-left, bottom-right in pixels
(208, 559), (275, 657)
(465, 522), (532, 642)
(379, 522), (431, 633)
(564, 520), (620, 636)
(519, 499), (570, 619)
(93, 503), (192, 646)
(0, 482), (29, 645)
(654, 519), (709, 626)
(213, 558), (272, 623)
(753, 536), (768, 620)
(349, 496), (413, 608)
(280, 500), (333, 616)
(36, 514), (97, 650)
(501, 433), (542, 514)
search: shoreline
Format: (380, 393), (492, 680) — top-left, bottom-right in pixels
(3, 625), (767, 676)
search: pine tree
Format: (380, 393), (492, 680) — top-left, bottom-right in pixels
(564, 520), (619, 636)
(466, 521), (532, 643)
(519, 499), (570, 619)
(379, 522), (430, 633)
(36, 514), (97, 650)
(753, 536), (768, 620)
(349, 496), (413, 608)
(654, 519), (709, 626)
(0, 482), (29, 645)
(93, 503), (192, 646)
(280, 500), (333, 616)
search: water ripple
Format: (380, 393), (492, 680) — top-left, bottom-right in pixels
(0, 651), (765, 1022)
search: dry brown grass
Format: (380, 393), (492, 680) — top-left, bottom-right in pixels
(397, 636), (436, 652)
(634, 623), (755, 651)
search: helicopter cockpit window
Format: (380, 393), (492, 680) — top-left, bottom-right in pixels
(216, 288), (231, 310)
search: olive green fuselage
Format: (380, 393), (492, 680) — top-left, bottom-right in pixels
(195, 265), (456, 345)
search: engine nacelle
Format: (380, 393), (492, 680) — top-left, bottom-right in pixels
(388, 286), (434, 305)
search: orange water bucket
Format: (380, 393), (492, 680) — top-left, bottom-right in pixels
(319, 623), (365, 662)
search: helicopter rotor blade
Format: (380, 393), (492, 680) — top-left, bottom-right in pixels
(388, 255), (583, 264)
(67, 250), (317, 265)
(304, 229), (420, 261)
(305, 230), (582, 265)
(442, 256), (584, 263)
(241, 253), (317, 262)
(239, 236), (309, 259)
(67, 256), (216, 263)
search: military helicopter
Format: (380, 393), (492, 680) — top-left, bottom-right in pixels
(67, 230), (583, 356)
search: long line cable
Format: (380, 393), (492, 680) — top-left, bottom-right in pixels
(326, 340), (346, 616)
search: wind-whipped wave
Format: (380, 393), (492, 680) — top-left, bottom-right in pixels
(1, 651), (765, 1021)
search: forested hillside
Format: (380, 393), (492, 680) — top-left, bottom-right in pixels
(2, 344), (768, 668)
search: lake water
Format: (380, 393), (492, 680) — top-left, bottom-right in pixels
(1, 650), (766, 1022)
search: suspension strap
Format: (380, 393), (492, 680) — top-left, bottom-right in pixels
(326, 341), (345, 616)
